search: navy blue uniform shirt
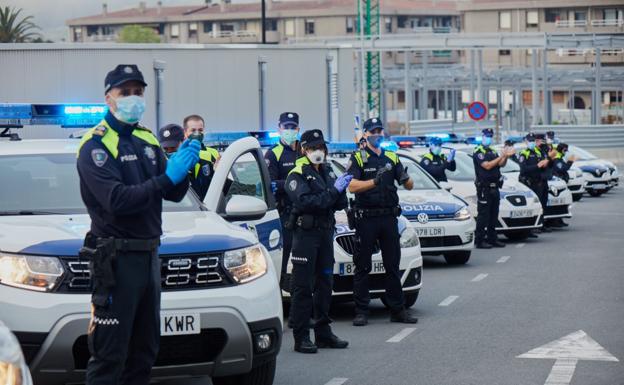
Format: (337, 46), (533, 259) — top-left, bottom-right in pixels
(265, 141), (299, 210)
(518, 148), (548, 181)
(419, 151), (456, 182)
(77, 112), (189, 239)
(473, 145), (502, 184)
(346, 147), (404, 208)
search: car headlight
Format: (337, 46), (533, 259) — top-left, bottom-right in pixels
(0, 254), (64, 292)
(532, 196), (540, 204)
(223, 245), (268, 284)
(399, 226), (420, 248)
(454, 207), (471, 221)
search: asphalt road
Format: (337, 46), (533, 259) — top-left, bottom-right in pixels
(172, 187), (624, 385)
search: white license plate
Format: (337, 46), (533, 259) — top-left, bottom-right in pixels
(510, 209), (533, 218)
(549, 197), (566, 206)
(160, 312), (200, 336)
(339, 261), (385, 276)
(592, 184), (607, 190)
(415, 227), (445, 237)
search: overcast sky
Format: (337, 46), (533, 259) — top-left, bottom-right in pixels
(5, 0), (236, 41)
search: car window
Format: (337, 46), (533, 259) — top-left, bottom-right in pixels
(568, 145), (597, 161)
(0, 154), (200, 214)
(444, 152), (475, 181)
(222, 152), (266, 208)
(397, 156), (440, 190)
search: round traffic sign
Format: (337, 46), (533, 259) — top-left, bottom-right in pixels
(468, 101), (487, 121)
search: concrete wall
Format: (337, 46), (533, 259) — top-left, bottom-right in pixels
(0, 44), (356, 141)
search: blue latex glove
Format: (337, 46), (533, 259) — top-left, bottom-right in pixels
(165, 140), (201, 184)
(447, 148), (456, 162)
(271, 181), (278, 194)
(333, 174), (353, 193)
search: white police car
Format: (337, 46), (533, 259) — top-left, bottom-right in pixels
(0, 137), (283, 385)
(568, 145), (618, 196)
(328, 152), (473, 265)
(566, 166), (587, 201)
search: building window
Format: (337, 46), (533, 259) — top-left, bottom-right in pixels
(573, 11), (586, 21)
(73, 27), (82, 41)
(102, 25), (113, 35)
(220, 23), (234, 32)
(397, 16), (407, 28)
(499, 49), (511, 56)
(385, 17), (392, 33)
(527, 10), (538, 27)
(265, 19), (277, 31)
(203, 21), (213, 33)
(346, 17), (354, 33)
(86, 26), (98, 36)
(545, 9), (561, 23)
(171, 24), (180, 38)
(285, 19), (295, 36)
(603, 9), (617, 21)
(189, 22), (198, 37)
(499, 11), (511, 29)
(305, 19), (315, 35)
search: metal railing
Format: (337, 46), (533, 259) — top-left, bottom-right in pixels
(408, 119), (496, 136)
(531, 125), (624, 148)
(591, 19), (624, 27)
(555, 20), (588, 28)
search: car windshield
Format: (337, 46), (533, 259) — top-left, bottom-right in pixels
(444, 152), (476, 181)
(0, 153), (201, 215)
(568, 145), (598, 161)
(501, 158), (520, 173)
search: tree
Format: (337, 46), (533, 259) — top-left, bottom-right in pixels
(0, 6), (40, 43)
(117, 25), (161, 43)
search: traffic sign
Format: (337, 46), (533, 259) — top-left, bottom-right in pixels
(467, 101), (487, 121)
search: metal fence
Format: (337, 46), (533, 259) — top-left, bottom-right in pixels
(408, 119), (496, 136)
(531, 125), (624, 148)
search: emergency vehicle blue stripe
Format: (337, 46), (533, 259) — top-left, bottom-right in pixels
(254, 218), (282, 251)
(400, 201), (460, 215)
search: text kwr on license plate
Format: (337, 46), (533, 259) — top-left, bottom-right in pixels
(160, 312), (200, 336)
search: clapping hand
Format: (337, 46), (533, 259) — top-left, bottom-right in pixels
(334, 174), (353, 193)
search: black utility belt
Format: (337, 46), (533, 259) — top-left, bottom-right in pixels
(112, 238), (160, 252)
(356, 206), (401, 218)
(476, 182), (498, 188)
(295, 215), (333, 230)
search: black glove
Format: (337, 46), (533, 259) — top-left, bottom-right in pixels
(399, 166), (410, 185)
(374, 165), (392, 186)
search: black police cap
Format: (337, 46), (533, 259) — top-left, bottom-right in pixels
(482, 128), (494, 137)
(105, 64), (147, 94)
(557, 143), (569, 152)
(546, 131), (556, 139)
(363, 117), (384, 132)
(300, 129), (326, 148)
(525, 132), (537, 141)
(279, 112), (299, 126)
(158, 124), (185, 148)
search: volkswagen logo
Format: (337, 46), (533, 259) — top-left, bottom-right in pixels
(417, 213), (429, 224)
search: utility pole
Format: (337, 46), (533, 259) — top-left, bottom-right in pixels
(261, 0), (266, 43)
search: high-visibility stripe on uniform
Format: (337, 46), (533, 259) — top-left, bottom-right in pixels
(77, 119), (160, 158)
(272, 144), (285, 162)
(289, 156), (310, 175)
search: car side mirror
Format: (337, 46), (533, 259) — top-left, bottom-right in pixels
(223, 195), (268, 221)
(439, 181), (453, 192)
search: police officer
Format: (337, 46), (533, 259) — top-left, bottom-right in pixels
(419, 137), (456, 182)
(518, 132), (552, 233)
(550, 143), (577, 228)
(76, 64), (200, 385)
(347, 117), (418, 326)
(157, 123), (185, 156)
(285, 129), (351, 353)
(182, 114), (220, 201)
(473, 128), (515, 249)
(265, 112), (301, 290)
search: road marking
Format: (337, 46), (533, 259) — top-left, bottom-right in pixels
(515, 243), (526, 248)
(387, 328), (416, 343)
(438, 295), (458, 306)
(471, 273), (488, 282)
(497, 256), (511, 263)
(324, 378), (348, 385)
(518, 330), (619, 385)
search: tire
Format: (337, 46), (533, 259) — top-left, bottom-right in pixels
(588, 189), (604, 197)
(443, 251), (471, 265)
(504, 230), (532, 241)
(212, 358), (276, 385)
(381, 291), (419, 309)
(572, 193), (583, 202)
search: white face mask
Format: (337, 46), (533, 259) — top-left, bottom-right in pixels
(307, 150), (325, 165)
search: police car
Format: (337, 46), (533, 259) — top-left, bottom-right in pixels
(328, 148), (474, 265)
(567, 145), (618, 196)
(566, 166), (587, 201)
(0, 132), (283, 385)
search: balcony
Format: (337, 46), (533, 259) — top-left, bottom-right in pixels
(201, 30), (281, 44)
(591, 19), (624, 27)
(85, 34), (118, 42)
(555, 20), (587, 28)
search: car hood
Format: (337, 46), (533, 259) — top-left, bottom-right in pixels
(0, 211), (256, 256)
(398, 189), (465, 216)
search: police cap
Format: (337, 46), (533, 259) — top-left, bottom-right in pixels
(525, 132), (537, 141)
(300, 129), (326, 148)
(481, 128), (494, 137)
(535, 133), (546, 140)
(557, 143), (569, 153)
(158, 124), (185, 148)
(104, 64), (147, 94)
(279, 112), (299, 127)
(363, 117), (384, 132)
(546, 130), (556, 139)
(429, 137), (443, 146)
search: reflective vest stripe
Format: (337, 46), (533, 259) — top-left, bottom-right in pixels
(77, 119), (160, 158)
(289, 156), (310, 175)
(272, 144), (285, 162)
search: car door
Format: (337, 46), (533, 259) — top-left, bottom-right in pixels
(204, 136), (282, 268)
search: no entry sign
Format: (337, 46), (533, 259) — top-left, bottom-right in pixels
(468, 101), (487, 121)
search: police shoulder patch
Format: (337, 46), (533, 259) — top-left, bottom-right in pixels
(289, 179), (298, 191)
(202, 164), (211, 176)
(477, 153), (485, 160)
(423, 159), (430, 165)
(557, 163), (563, 169)
(91, 148), (108, 167)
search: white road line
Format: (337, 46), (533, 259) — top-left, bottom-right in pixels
(324, 378), (348, 385)
(471, 273), (489, 282)
(497, 256), (511, 263)
(387, 328), (417, 343)
(515, 243), (526, 248)
(438, 295), (459, 306)
(544, 359), (578, 385)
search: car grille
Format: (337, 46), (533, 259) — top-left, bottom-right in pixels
(335, 235), (380, 256)
(58, 253), (232, 293)
(505, 195), (527, 207)
(332, 267), (421, 293)
(420, 236), (463, 248)
(404, 213), (455, 221)
(72, 328), (228, 369)
(502, 216), (539, 227)
(548, 187), (567, 197)
(586, 180), (606, 186)
(568, 184), (582, 192)
(545, 205), (569, 216)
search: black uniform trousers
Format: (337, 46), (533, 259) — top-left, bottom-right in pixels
(475, 185), (500, 244)
(353, 215), (404, 315)
(290, 227), (334, 342)
(279, 208), (294, 278)
(522, 179), (549, 217)
(87, 249), (161, 385)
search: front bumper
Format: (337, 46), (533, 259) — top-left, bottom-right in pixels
(583, 172), (611, 192)
(409, 219), (475, 255)
(497, 195), (543, 231)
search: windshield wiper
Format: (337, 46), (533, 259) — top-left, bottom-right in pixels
(0, 210), (63, 216)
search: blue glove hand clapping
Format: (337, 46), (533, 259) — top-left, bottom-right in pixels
(448, 149), (456, 162)
(165, 139), (201, 184)
(334, 174), (353, 193)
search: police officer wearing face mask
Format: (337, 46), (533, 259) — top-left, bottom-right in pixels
(347, 118), (418, 327)
(77, 64), (200, 384)
(182, 114), (220, 201)
(419, 137), (456, 182)
(285, 129), (351, 353)
(518, 132), (552, 233)
(265, 112), (301, 291)
(157, 124), (185, 156)
(550, 143), (577, 228)
(473, 128), (515, 249)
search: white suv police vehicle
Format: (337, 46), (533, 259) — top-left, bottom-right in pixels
(568, 144), (619, 196)
(0, 136), (283, 385)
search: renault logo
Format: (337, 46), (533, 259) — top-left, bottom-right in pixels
(550, 185), (559, 196)
(417, 213), (429, 224)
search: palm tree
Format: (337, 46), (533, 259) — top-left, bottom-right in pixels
(0, 6), (41, 43)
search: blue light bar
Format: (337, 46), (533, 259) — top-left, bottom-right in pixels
(327, 142), (357, 154)
(428, 133), (451, 140)
(380, 140), (399, 152)
(63, 104), (107, 116)
(203, 131), (280, 148)
(0, 103), (107, 128)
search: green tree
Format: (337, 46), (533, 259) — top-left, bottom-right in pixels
(117, 25), (160, 43)
(0, 6), (40, 43)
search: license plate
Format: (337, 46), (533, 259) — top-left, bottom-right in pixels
(592, 184), (607, 190)
(339, 261), (385, 276)
(160, 312), (200, 336)
(414, 227), (445, 237)
(510, 209), (533, 218)
(549, 197), (565, 205)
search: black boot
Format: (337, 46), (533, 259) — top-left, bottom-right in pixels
(316, 334), (349, 349)
(476, 241), (493, 249)
(390, 309), (418, 324)
(489, 239), (506, 248)
(352, 314), (368, 326)
(294, 338), (318, 354)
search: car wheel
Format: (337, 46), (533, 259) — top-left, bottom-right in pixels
(212, 358), (276, 385)
(381, 291), (419, 309)
(443, 251), (471, 265)
(588, 190), (604, 197)
(572, 193), (583, 202)
(504, 230), (531, 241)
